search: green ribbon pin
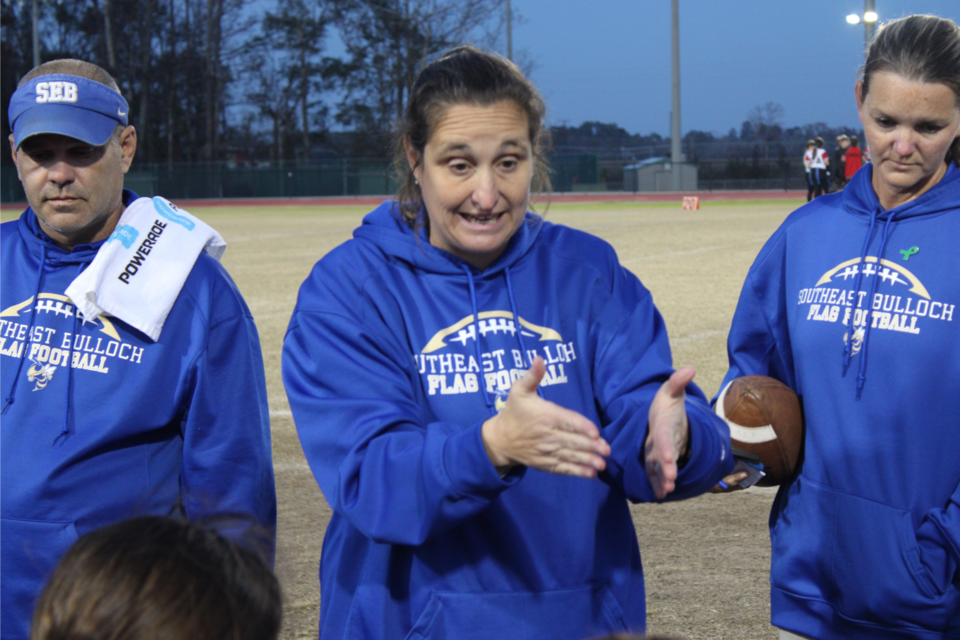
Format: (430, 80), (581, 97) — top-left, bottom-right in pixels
(900, 246), (919, 261)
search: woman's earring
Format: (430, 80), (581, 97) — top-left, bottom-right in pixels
(415, 179), (419, 185)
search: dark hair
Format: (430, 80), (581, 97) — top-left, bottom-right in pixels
(31, 516), (281, 640)
(860, 14), (960, 165)
(851, 135), (860, 147)
(814, 136), (824, 148)
(20, 59), (121, 94)
(394, 45), (551, 228)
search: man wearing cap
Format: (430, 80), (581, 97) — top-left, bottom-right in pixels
(1, 59), (276, 640)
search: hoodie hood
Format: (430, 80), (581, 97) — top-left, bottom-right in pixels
(351, 200), (548, 412)
(17, 189), (141, 264)
(842, 159), (959, 220)
(353, 201), (544, 276)
(20, 207), (104, 264)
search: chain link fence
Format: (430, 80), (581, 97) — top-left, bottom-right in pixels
(1, 152), (822, 204)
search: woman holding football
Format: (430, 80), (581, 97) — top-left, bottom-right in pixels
(720, 14), (960, 640)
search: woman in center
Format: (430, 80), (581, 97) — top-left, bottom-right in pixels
(283, 46), (732, 639)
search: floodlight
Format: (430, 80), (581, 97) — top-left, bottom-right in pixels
(847, 14), (861, 24)
(864, 11), (878, 22)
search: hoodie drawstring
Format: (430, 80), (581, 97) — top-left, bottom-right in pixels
(843, 207), (899, 400)
(504, 266), (544, 399)
(54, 262), (85, 444)
(461, 264), (545, 415)
(3, 244), (47, 415)
(855, 209), (899, 400)
(842, 208), (879, 376)
(462, 265), (497, 415)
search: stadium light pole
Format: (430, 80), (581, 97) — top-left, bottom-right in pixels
(670, 0), (682, 191)
(864, 0), (878, 46)
(846, 0), (878, 50)
(506, 0), (513, 61)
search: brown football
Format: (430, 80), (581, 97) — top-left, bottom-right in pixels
(715, 375), (803, 486)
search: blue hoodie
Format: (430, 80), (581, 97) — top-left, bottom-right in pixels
(1, 192), (276, 640)
(720, 165), (960, 638)
(282, 202), (732, 640)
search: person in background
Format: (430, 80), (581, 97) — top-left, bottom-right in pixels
(833, 134), (850, 189)
(2, 59), (276, 640)
(282, 45), (732, 640)
(803, 139), (816, 201)
(30, 516), (281, 640)
(718, 14), (960, 639)
(809, 136), (831, 197)
(844, 134), (865, 182)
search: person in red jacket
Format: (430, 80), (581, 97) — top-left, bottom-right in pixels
(844, 135), (865, 181)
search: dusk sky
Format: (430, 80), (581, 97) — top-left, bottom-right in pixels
(501, 1), (960, 136)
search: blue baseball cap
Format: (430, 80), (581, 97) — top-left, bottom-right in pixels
(8, 73), (129, 149)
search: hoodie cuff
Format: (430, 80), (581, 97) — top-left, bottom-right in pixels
(675, 400), (734, 489)
(442, 420), (524, 500)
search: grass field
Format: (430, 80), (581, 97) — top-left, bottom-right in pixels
(2, 197), (803, 639)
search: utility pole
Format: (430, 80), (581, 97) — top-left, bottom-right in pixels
(670, 0), (682, 191)
(506, 0), (513, 61)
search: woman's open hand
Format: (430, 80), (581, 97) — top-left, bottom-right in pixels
(481, 357), (610, 478)
(644, 366), (695, 499)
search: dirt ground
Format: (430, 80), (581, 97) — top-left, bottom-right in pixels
(4, 198), (799, 639)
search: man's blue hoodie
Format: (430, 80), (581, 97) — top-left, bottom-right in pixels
(283, 203), (732, 640)
(1, 192), (276, 640)
(720, 164), (960, 638)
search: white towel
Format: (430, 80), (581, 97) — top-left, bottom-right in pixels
(65, 196), (226, 341)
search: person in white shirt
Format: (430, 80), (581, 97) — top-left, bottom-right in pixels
(802, 139), (816, 201)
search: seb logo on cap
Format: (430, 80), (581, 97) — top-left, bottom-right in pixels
(35, 81), (78, 103)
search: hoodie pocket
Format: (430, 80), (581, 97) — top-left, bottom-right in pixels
(773, 478), (959, 631)
(403, 583), (628, 640)
(829, 489), (956, 630)
(770, 477), (837, 601)
(1, 517), (80, 640)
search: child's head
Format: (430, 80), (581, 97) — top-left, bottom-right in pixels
(31, 516), (281, 640)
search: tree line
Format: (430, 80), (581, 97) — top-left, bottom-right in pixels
(1, 0), (505, 166)
(553, 104), (861, 163)
(2, 1), (858, 171)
